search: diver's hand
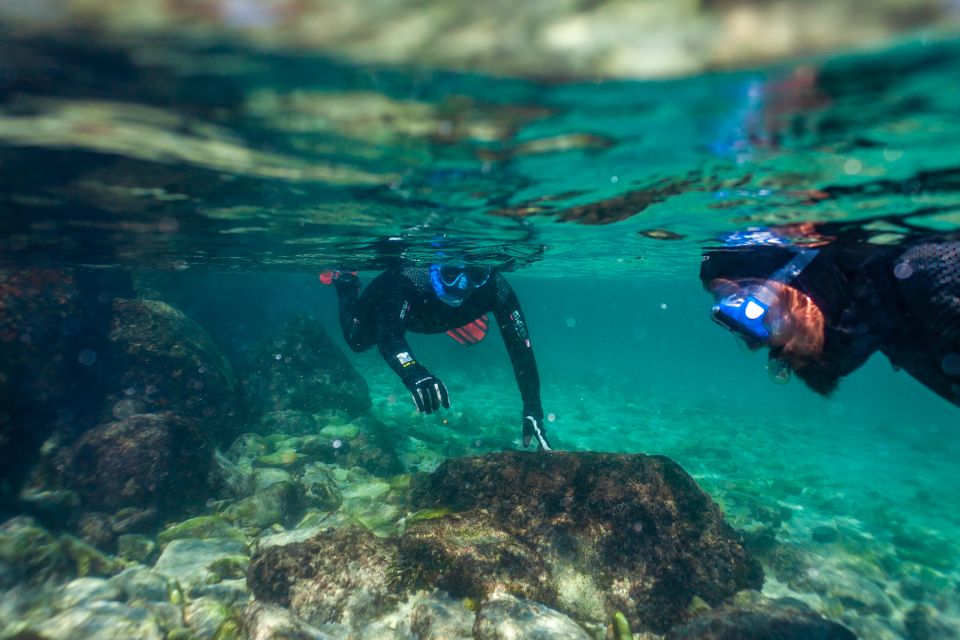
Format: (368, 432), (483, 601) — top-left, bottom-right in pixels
(404, 373), (450, 414)
(522, 414), (553, 451)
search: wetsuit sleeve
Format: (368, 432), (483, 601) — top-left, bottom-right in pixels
(489, 272), (543, 418)
(374, 286), (429, 384)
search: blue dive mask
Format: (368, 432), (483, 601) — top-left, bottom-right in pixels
(710, 246), (819, 346)
(429, 264), (491, 307)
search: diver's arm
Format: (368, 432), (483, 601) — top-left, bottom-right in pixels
(490, 273), (551, 449)
(375, 292), (450, 414)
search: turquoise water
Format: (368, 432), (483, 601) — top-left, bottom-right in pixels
(2, 29), (960, 639)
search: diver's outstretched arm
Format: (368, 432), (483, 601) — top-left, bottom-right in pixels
(490, 272), (552, 450)
(374, 293), (450, 414)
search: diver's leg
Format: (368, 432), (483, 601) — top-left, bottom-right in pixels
(334, 277), (375, 352)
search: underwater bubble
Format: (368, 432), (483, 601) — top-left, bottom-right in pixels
(112, 398), (139, 419)
(883, 149), (903, 162)
(806, 567), (820, 579)
(124, 387), (136, 396)
(843, 158), (862, 175)
(198, 366), (207, 374)
(547, 413), (556, 422)
(610, 175), (619, 183)
(77, 349), (97, 366)
(274, 353), (282, 360)
(893, 262), (914, 279)
(332, 439), (343, 449)
(565, 317), (576, 328)
(473, 439), (482, 448)
(941, 353), (960, 376)
(632, 522), (643, 534)
(173, 260), (190, 271)
(145, 385), (157, 395)
(387, 394), (397, 404)
(659, 303), (668, 310)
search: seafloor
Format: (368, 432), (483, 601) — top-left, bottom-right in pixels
(1, 272), (957, 640)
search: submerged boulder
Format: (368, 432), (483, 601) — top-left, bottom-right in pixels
(664, 597), (857, 639)
(106, 298), (240, 446)
(241, 317), (371, 422)
(474, 594), (592, 640)
(57, 412), (212, 518)
(405, 451), (763, 634)
(247, 525), (399, 629)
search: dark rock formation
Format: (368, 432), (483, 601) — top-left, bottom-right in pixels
(57, 412), (211, 517)
(240, 317), (371, 422)
(107, 298), (240, 446)
(664, 598), (857, 639)
(247, 526), (399, 629)
(405, 451), (763, 633)
(0, 269), (122, 499)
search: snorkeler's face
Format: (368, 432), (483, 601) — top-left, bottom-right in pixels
(710, 278), (826, 376)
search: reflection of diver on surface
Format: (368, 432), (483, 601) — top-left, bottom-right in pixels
(701, 224), (960, 407)
(322, 264), (552, 450)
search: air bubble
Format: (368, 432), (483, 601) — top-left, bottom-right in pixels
(893, 262), (913, 279)
(78, 349), (97, 366)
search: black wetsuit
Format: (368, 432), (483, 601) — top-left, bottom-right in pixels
(333, 268), (549, 445)
(846, 240), (960, 406)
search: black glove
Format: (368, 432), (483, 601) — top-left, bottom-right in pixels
(522, 413), (553, 451)
(404, 372), (450, 414)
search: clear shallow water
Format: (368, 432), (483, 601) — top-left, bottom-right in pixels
(2, 28), (960, 639)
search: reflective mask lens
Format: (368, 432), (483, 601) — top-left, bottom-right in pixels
(711, 293), (771, 344)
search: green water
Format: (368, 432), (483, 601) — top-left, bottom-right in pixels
(2, 28), (960, 639)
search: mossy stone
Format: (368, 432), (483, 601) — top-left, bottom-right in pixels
(60, 534), (122, 577)
(117, 534), (157, 564)
(158, 516), (247, 545)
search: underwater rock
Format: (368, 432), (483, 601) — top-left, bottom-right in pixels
(409, 451), (763, 633)
(241, 317), (371, 421)
(189, 578), (250, 608)
(57, 412), (212, 517)
(247, 525), (399, 629)
(0, 516), (73, 588)
(223, 480), (304, 530)
(904, 604), (960, 640)
(158, 516), (248, 546)
(29, 600), (164, 640)
(398, 511), (550, 601)
(107, 298), (240, 446)
(153, 537), (249, 590)
(184, 596), (234, 640)
(408, 591), (476, 640)
(256, 410), (321, 436)
(242, 601), (338, 640)
(300, 463), (343, 512)
(55, 576), (122, 609)
(664, 597), (857, 639)
(331, 416), (403, 477)
(473, 593), (592, 640)
(109, 565), (173, 603)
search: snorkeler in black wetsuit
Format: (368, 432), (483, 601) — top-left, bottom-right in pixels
(700, 224), (960, 407)
(323, 265), (552, 450)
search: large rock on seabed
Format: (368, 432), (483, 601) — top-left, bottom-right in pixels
(250, 451), (763, 634)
